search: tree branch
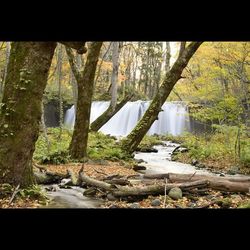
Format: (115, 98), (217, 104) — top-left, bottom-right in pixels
(65, 46), (82, 82)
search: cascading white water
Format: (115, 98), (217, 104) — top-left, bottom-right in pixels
(64, 101), (190, 136)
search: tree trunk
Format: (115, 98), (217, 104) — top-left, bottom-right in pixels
(0, 42), (57, 187)
(90, 93), (134, 132)
(121, 42), (203, 153)
(56, 44), (64, 139)
(110, 42), (120, 110)
(67, 42), (103, 160)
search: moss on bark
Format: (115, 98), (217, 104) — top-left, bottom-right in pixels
(0, 42), (56, 187)
(68, 42), (103, 160)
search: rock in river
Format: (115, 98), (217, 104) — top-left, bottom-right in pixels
(168, 187), (182, 200)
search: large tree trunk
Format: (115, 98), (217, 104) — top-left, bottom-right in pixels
(90, 93), (134, 132)
(67, 42), (103, 160)
(121, 42), (203, 153)
(0, 42), (86, 187)
(0, 42), (57, 187)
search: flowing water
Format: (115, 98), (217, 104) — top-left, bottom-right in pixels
(135, 141), (213, 175)
(44, 142), (213, 208)
(64, 101), (190, 136)
(44, 186), (103, 208)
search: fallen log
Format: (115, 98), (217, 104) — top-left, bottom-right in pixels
(34, 167), (69, 184)
(143, 173), (250, 193)
(80, 173), (113, 191)
(79, 173), (209, 197)
(168, 173), (250, 183)
(144, 172), (250, 183)
(112, 180), (209, 197)
(106, 179), (130, 186)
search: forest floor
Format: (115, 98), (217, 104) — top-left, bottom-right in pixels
(2, 161), (250, 208)
(44, 162), (250, 209)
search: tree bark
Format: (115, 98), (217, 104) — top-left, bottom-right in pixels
(90, 93), (134, 132)
(67, 42), (103, 160)
(121, 42), (203, 153)
(0, 42), (57, 187)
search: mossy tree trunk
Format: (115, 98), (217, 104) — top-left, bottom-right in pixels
(0, 42), (57, 187)
(66, 42), (103, 160)
(121, 42), (203, 153)
(0, 42), (86, 187)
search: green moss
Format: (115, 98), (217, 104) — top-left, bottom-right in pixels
(34, 128), (133, 164)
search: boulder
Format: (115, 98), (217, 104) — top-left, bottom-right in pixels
(133, 165), (147, 171)
(168, 187), (182, 200)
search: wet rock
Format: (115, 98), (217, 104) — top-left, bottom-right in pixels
(191, 159), (199, 166)
(135, 159), (145, 164)
(107, 193), (117, 201)
(83, 187), (96, 196)
(139, 147), (158, 153)
(168, 187), (182, 200)
(151, 199), (161, 206)
(133, 165), (146, 171)
(219, 173), (225, 177)
(129, 202), (140, 208)
(51, 184), (59, 192)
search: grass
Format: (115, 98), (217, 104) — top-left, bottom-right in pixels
(161, 125), (250, 172)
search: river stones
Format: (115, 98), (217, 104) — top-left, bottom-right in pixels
(168, 187), (182, 200)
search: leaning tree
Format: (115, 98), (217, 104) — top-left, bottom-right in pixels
(121, 42), (203, 153)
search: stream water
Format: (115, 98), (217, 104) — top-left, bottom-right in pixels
(44, 141), (216, 208)
(43, 186), (103, 208)
(134, 141), (213, 175)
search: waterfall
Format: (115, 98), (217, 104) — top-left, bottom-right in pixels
(64, 101), (190, 136)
